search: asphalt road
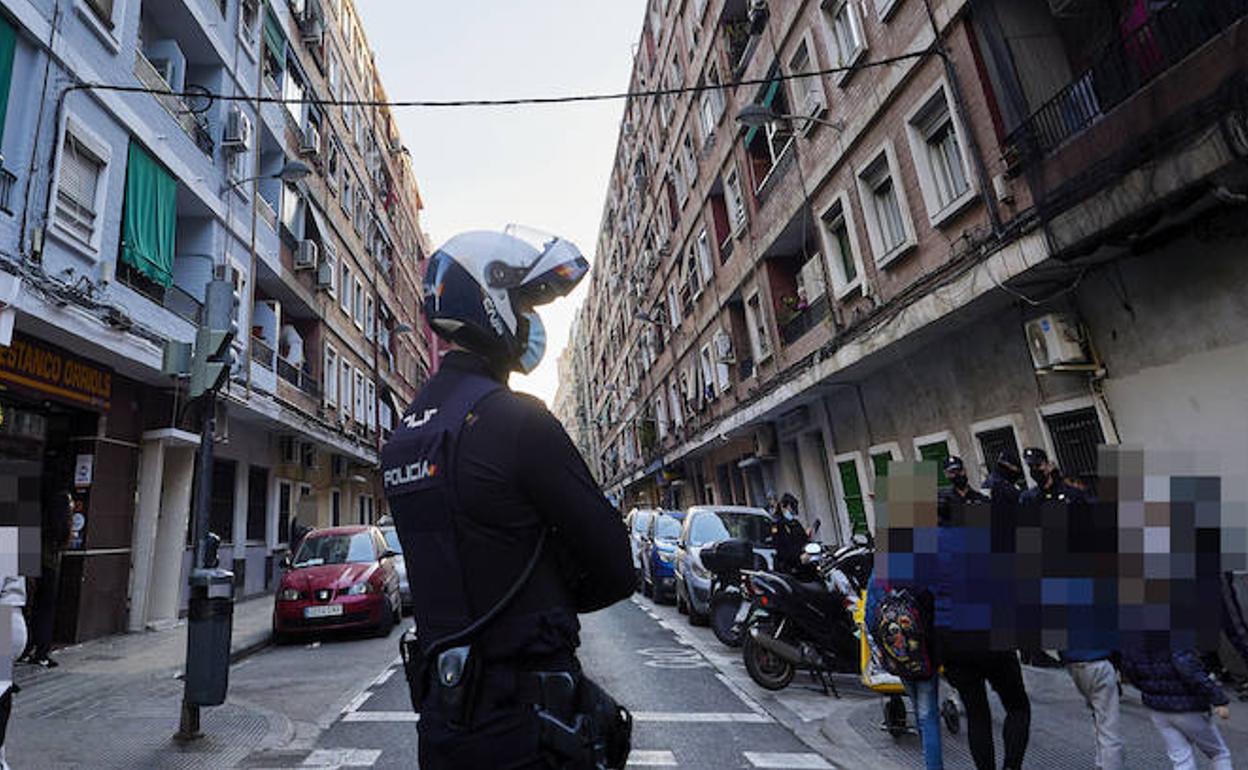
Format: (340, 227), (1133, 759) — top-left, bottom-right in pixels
(234, 597), (834, 769)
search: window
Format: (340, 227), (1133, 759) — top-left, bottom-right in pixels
(916, 437), (953, 488)
(820, 194), (863, 297)
(672, 162), (688, 208)
(681, 133), (698, 192)
(906, 82), (973, 223)
(976, 425), (1020, 478)
(327, 48), (342, 100)
(695, 229), (713, 283)
(788, 38), (826, 133)
(745, 74), (795, 190)
(667, 283), (682, 327)
(277, 480), (292, 544)
(699, 344), (715, 403)
(340, 361), (352, 422)
(84, 0), (116, 28)
(326, 140), (340, 190)
(724, 168), (747, 234)
(366, 379), (376, 430)
(655, 395), (669, 438)
(836, 456), (869, 535)
(745, 290), (772, 363)
(365, 295), (375, 340)
(698, 63), (725, 142)
(323, 344), (338, 407)
(339, 263), (351, 313)
(684, 243), (702, 301)
(1043, 408), (1105, 478)
(239, 0), (259, 43)
(667, 378), (684, 428)
(869, 444), (902, 491)
(856, 145), (913, 265)
(330, 489), (341, 527)
(353, 277), (364, 329)
(340, 172), (352, 214)
(53, 129), (108, 247)
(282, 60), (307, 127)
(353, 368), (365, 422)
(322, 241), (338, 299)
(823, 0), (867, 84)
(873, 0), (902, 22)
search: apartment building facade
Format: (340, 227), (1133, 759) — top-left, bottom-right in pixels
(577, 0), (1248, 544)
(0, 0), (431, 642)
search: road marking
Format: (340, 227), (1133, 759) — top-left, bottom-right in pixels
(341, 710), (420, 722)
(632, 711), (773, 723)
(715, 672), (771, 718)
(341, 689), (373, 715)
(302, 748), (382, 767)
(372, 667), (396, 687)
(743, 752), (832, 769)
(626, 750), (678, 766)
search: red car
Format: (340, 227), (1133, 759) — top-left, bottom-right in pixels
(272, 525), (403, 641)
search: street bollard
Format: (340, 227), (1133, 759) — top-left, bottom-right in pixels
(185, 567), (235, 706)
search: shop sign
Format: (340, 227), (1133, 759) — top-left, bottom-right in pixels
(74, 454), (95, 488)
(0, 333), (112, 411)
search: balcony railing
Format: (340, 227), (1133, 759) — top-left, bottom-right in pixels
(250, 336), (276, 371)
(164, 284), (202, 324)
(257, 195), (278, 231)
(133, 51), (214, 156)
(1008, 0), (1248, 158)
(0, 167), (15, 215)
(779, 295), (830, 347)
(277, 356), (320, 399)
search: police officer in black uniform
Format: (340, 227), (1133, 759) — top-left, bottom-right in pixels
(937, 456), (988, 522)
(769, 493), (809, 574)
(382, 228), (636, 769)
(1020, 447), (1086, 507)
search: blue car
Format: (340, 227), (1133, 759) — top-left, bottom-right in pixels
(641, 511), (684, 603)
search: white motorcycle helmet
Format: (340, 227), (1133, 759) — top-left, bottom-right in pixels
(423, 226), (588, 373)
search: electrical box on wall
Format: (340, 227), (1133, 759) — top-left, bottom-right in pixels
(1025, 313), (1087, 369)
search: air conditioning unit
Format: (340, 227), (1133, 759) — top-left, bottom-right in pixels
(753, 424), (777, 459)
(1024, 313), (1087, 369)
(294, 240), (318, 270)
(315, 260), (334, 289)
(299, 13), (324, 45)
(300, 123), (322, 159)
(223, 107), (253, 151)
(279, 436), (297, 464)
(714, 331), (735, 363)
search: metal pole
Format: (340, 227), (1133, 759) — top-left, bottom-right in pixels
(176, 394), (215, 741)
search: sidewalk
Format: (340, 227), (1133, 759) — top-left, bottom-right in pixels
(8, 594), (278, 769)
(820, 665), (1248, 768)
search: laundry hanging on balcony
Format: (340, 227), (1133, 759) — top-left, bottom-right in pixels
(121, 141), (176, 289)
(0, 14), (16, 144)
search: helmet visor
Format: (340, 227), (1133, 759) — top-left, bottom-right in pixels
(504, 225), (589, 310)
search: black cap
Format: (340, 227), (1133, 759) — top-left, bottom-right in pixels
(1022, 447), (1049, 467)
(996, 451), (1022, 472)
(943, 455), (965, 473)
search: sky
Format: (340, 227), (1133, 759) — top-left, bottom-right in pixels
(355, 1), (645, 405)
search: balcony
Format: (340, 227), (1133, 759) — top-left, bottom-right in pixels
(778, 296), (830, 347)
(257, 195), (278, 232)
(1008, 0), (1248, 159)
(133, 51), (213, 156)
(277, 356), (319, 399)
(250, 335), (276, 371)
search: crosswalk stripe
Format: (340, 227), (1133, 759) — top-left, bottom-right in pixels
(632, 711), (772, 723)
(302, 748), (382, 767)
(626, 750), (678, 766)
(743, 752), (832, 769)
(341, 689), (373, 715)
(341, 710), (420, 722)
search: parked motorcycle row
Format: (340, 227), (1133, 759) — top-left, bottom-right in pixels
(625, 506), (914, 736)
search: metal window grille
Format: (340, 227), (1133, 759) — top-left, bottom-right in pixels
(976, 427), (1018, 473)
(1044, 408), (1105, 477)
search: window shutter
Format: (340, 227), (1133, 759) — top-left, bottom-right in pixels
(0, 14), (16, 142)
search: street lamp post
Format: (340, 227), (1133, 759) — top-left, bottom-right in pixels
(734, 103), (846, 133)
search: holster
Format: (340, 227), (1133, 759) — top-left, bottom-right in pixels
(400, 630), (485, 729)
(533, 671), (632, 769)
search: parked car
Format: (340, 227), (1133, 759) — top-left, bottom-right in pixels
(641, 510), (685, 603)
(379, 525), (411, 613)
(675, 506), (774, 625)
(272, 526), (402, 641)
(625, 508), (658, 589)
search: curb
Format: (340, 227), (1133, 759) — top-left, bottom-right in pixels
(229, 631), (274, 665)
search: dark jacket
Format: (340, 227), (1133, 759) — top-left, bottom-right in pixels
(1121, 643), (1230, 713)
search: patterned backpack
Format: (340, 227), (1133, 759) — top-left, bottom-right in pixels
(870, 587), (934, 680)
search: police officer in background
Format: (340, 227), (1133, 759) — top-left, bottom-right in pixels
(937, 456), (988, 521)
(382, 227), (635, 769)
(769, 493), (809, 574)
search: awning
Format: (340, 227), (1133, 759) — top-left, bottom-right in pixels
(306, 198), (330, 243)
(263, 6), (286, 66)
(121, 141), (176, 289)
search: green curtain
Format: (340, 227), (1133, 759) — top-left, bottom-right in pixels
(0, 14), (17, 145)
(838, 460), (868, 535)
(121, 141), (176, 288)
(918, 441), (951, 488)
(263, 7), (285, 67)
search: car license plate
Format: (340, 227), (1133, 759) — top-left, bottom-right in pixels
(304, 604), (344, 619)
(733, 602), (750, 624)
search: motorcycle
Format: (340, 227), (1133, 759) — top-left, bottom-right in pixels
(741, 541), (862, 694)
(700, 538), (769, 648)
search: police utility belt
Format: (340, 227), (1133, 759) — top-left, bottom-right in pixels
(385, 374), (631, 769)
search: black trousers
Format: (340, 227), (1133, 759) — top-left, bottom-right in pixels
(943, 651), (1031, 770)
(25, 564), (59, 658)
(0, 685), (12, 750)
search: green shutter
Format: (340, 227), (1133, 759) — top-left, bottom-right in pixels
(263, 7), (286, 67)
(743, 79), (783, 148)
(918, 441), (951, 488)
(121, 141), (176, 288)
(838, 460), (868, 535)
(0, 14), (17, 144)
(872, 452), (891, 480)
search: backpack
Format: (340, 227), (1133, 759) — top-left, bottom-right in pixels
(870, 587), (934, 680)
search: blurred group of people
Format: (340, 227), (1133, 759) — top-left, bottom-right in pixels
(869, 449), (1239, 770)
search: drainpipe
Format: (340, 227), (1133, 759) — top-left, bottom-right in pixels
(922, 0), (1004, 237)
(243, 17), (266, 397)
